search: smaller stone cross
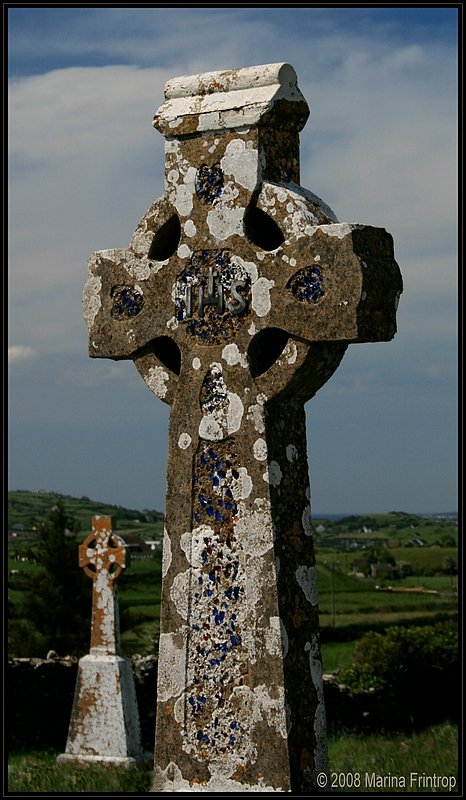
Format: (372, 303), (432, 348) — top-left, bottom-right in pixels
(79, 516), (127, 654)
(57, 516), (149, 767)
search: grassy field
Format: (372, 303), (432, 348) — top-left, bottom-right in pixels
(9, 551), (456, 658)
(7, 723), (458, 793)
(8, 492), (458, 660)
(328, 722), (458, 793)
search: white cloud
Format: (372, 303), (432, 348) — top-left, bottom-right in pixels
(7, 19), (457, 372)
(7, 8), (458, 513)
(8, 345), (40, 363)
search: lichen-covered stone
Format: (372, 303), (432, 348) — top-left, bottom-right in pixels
(83, 63), (402, 792)
(58, 517), (148, 767)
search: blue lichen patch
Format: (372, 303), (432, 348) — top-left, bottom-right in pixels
(110, 285), (144, 319)
(185, 442), (248, 757)
(287, 266), (324, 304)
(195, 163), (224, 203)
(200, 366), (228, 417)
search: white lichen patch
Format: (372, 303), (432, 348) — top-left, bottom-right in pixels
(173, 183), (194, 217)
(177, 243), (191, 259)
(126, 252), (165, 279)
(192, 357), (201, 370)
(226, 392), (244, 435)
(168, 161), (197, 217)
(302, 504), (312, 536)
(260, 181), (337, 223)
(221, 138), (259, 191)
(152, 762), (287, 792)
(286, 444), (298, 462)
(281, 341), (297, 366)
(265, 616), (282, 658)
(180, 525), (215, 568)
(305, 636), (329, 779)
(221, 343), (248, 368)
(231, 254), (258, 284)
(295, 565), (318, 605)
(207, 202), (245, 241)
(199, 382), (244, 441)
(252, 277), (275, 317)
(161, 529), (172, 578)
(247, 394), (267, 433)
(198, 416), (223, 440)
(252, 684), (287, 740)
(157, 632), (187, 702)
(170, 570), (190, 620)
(82, 272), (102, 329)
(166, 315), (179, 331)
(178, 432), (192, 449)
(263, 460), (282, 486)
(235, 497), (273, 556)
(126, 329), (136, 344)
(145, 365), (170, 398)
(230, 466), (253, 501)
(253, 438), (268, 461)
(184, 219), (196, 237)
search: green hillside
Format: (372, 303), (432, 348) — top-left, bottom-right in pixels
(8, 490), (164, 536)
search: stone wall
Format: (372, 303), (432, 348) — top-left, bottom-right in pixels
(7, 656), (456, 753)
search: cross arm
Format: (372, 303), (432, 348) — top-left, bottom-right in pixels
(255, 223), (402, 345)
(83, 248), (173, 360)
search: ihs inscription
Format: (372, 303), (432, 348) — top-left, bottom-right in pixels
(174, 249), (250, 344)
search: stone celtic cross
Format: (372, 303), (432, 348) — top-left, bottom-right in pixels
(83, 63), (402, 792)
(59, 516), (147, 767)
(79, 515), (127, 653)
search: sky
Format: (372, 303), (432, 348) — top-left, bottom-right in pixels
(7, 6), (459, 516)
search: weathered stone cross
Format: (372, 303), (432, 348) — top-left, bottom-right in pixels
(59, 516), (148, 767)
(79, 515), (127, 654)
(83, 63), (402, 792)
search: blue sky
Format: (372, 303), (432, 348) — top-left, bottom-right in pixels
(8, 6), (458, 514)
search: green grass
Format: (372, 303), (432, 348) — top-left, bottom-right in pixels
(328, 723), (458, 793)
(118, 555), (162, 655)
(314, 562), (457, 635)
(7, 724), (458, 793)
(7, 750), (152, 793)
(321, 640), (356, 673)
(390, 546), (457, 573)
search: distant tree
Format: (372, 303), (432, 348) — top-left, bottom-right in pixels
(8, 501), (91, 658)
(358, 546), (396, 577)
